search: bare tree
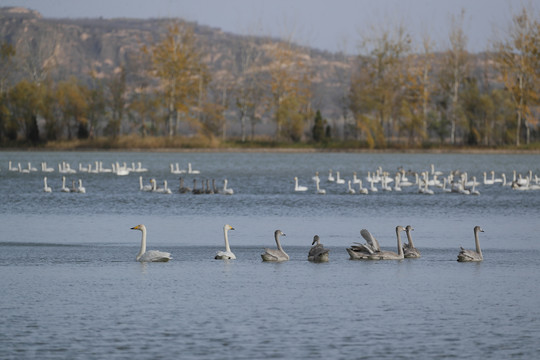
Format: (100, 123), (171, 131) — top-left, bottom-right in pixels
(493, 6), (539, 146)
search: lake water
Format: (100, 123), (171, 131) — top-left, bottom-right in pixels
(1, 151), (540, 359)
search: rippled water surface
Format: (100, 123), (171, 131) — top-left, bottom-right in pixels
(1, 151), (540, 359)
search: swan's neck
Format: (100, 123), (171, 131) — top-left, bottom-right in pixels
(137, 227), (147, 261)
(275, 233), (284, 251)
(139, 176), (143, 190)
(224, 228), (231, 253)
(474, 229), (482, 257)
(406, 230), (414, 247)
(396, 228), (404, 256)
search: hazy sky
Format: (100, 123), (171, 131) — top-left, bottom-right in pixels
(1, 0), (532, 53)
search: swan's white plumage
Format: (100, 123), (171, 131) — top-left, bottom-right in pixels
(130, 224), (171, 262)
(215, 224), (236, 260)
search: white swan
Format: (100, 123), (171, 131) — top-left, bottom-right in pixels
(188, 163), (200, 174)
(457, 226), (484, 262)
(483, 171), (495, 185)
(315, 178), (326, 194)
(369, 178), (378, 192)
(43, 177), (52, 193)
(327, 169), (335, 182)
(130, 224), (172, 262)
(215, 224), (236, 260)
(357, 180), (368, 194)
(393, 174), (402, 191)
(423, 181), (434, 195)
(261, 230), (289, 262)
(442, 178), (452, 193)
(41, 162), (55, 172)
(366, 226), (405, 260)
(60, 176), (70, 193)
(139, 176), (153, 191)
(77, 179), (86, 194)
(347, 180), (356, 194)
(312, 171), (320, 183)
(335, 171), (345, 184)
(470, 177), (480, 195)
(294, 177), (308, 192)
(135, 162), (148, 173)
(158, 180), (172, 194)
(431, 164), (444, 177)
(403, 225), (421, 258)
(491, 170), (503, 183)
(8, 161), (19, 172)
(308, 235), (329, 262)
(222, 179), (234, 195)
(352, 172), (361, 184)
(346, 229), (381, 260)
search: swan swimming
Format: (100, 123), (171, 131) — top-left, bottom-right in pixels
(139, 176), (153, 192)
(294, 177), (308, 191)
(261, 230), (289, 262)
(188, 163), (200, 174)
(403, 225), (421, 258)
(366, 226), (405, 260)
(346, 229), (381, 259)
(308, 235), (329, 262)
(60, 176), (70, 193)
(76, 179), (86, 194)
(457, 226), (484, 262)
(335, 171), (345, 184)
(315, 178), (326, 194)
(222, 179), (234, 195)
(347, 180), (356, 194)
(215, 224), (236, 260)
(357, 180), (369, 194)
(130, 224), (172, 262)
(43, 177), (52, 193)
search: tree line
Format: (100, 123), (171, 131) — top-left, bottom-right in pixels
(0, 7), (538, 148)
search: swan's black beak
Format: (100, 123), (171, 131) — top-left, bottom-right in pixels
(230, 227), (235, 231)
(130, 225), (139, 230)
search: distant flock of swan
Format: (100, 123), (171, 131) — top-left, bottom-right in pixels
(5, 160), (535, 196)
(130, 223), (485, 263)
(4, 160), (236, 195)
(295, 164), (540, 195)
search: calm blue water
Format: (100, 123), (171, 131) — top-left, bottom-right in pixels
(1, 151), (540, 359)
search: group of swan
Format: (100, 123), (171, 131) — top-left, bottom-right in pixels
(43, 176), (86, 193)
(8, 160), (149, 175)
(129, 223), (484, 263)
(292, 164), (538, 195)
(170, 162), (200, 175)
(347, 225), (483, 262)
(139, 176), (234, 195)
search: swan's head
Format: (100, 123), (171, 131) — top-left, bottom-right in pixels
(474, 226), (484, 233)
(224, 224), (235, 231)
(396, 225), (405, 232)
(131, 224), (146, 232)
(312, 235), (320, 245)
(275, 230), (286, 237)
(405, 225), (414, 232)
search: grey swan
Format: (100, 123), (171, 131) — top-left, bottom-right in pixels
(308, 235), (329, 262)
(403, 225), (421, 258)
(457, 226), (484, 262)
(261, 230), (289, 262)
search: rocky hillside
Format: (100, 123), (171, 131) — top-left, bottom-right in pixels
(0, 7), (354, 119)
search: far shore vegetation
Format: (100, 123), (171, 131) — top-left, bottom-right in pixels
(0, 6), (539, 151)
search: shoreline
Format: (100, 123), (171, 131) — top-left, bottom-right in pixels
(2, 147), (540, 154)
